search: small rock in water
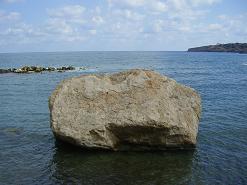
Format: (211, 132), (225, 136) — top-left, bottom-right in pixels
(80, 67), (86, 70)
(49, 69), (202, 151)
(0, 69), (10, 73)
(34, 67), (43, 73)
(15, 68), (27, 73)
(47, 67), (55, 71)
(4, 127), (23, 135)
(67, 66), (75, 70)
(0, 65), (77, 74)
(30, 66), (37, 71)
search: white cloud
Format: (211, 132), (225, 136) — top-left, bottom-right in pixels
(45, 18), (73, 34)
(151, 1), (167, 12)
(167, 0), (207, 20)
(191, 13), (247, 42)
(0, 10), (21, 22)
(218, 14), (227, 20)
(125, 9), (142, 20)
(0, 5), (89, 45)
(0, 22), (47, 45)
(113, 9), (144, 21)
(169, 0), (187, 10)
(89, 29), (97, 35)
(190, 0), (221, 6)
(2, 0), (24, 3)
(43, 17), (86, 42)
(108, 0), (146, 7)
(153, 19), (164, 33)
(1, 1), (246, 51)
(92, 16), (104, 25)
(124, 0), (146, 7)
(207, 23), (223, 31)
(95, 6), (101, 14)
(43, 5), (88, 42)
(46, 5), (87, 27)
(108, 0), (167, 13)
(47, 5), (85, 18)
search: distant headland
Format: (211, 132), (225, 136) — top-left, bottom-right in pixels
(188, 43), (247, 54)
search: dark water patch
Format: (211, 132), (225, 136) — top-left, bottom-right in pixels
(49, 141), (194, 185)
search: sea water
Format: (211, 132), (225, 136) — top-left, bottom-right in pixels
(0, 51), (247, 184)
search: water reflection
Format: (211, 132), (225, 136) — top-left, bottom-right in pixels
(50, 141), (195, 185)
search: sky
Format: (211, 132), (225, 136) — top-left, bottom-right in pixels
(0, 0), (247, 52)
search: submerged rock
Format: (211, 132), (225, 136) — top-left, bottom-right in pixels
(80, 67), (87, 70)
(0, 69), (10, 73)
(49, 69), (201, 151)
(4, 127), (23, 135)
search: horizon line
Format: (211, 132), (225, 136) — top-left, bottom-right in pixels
(0, 50), (187, 54)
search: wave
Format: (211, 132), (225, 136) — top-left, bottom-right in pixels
(73, 67), (98, 72)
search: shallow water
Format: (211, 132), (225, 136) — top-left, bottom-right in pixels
(0, 51), (247, 184)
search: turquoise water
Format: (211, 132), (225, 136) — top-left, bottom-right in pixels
(0, 51), (247, 184)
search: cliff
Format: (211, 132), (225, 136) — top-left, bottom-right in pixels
(188, 43), (247, 54)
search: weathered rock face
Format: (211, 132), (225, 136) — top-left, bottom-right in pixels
(49, 69), (201, 151)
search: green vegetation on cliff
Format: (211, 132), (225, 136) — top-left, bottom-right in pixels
(188, 43), (247, 54)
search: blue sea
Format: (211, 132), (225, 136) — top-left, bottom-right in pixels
(0, 51), (247, 185)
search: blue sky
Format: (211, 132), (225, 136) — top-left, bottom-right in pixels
(0, 0), (246, 52)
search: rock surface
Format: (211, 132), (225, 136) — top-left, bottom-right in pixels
(0, 65), (79, 74)
(49, 69), (201, 151)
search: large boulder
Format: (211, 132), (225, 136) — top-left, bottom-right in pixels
(49, 69), (201, 151)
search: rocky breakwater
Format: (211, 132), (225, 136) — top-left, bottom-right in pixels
(0, 65), (77, 74)
(49, 69), (201, 151)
